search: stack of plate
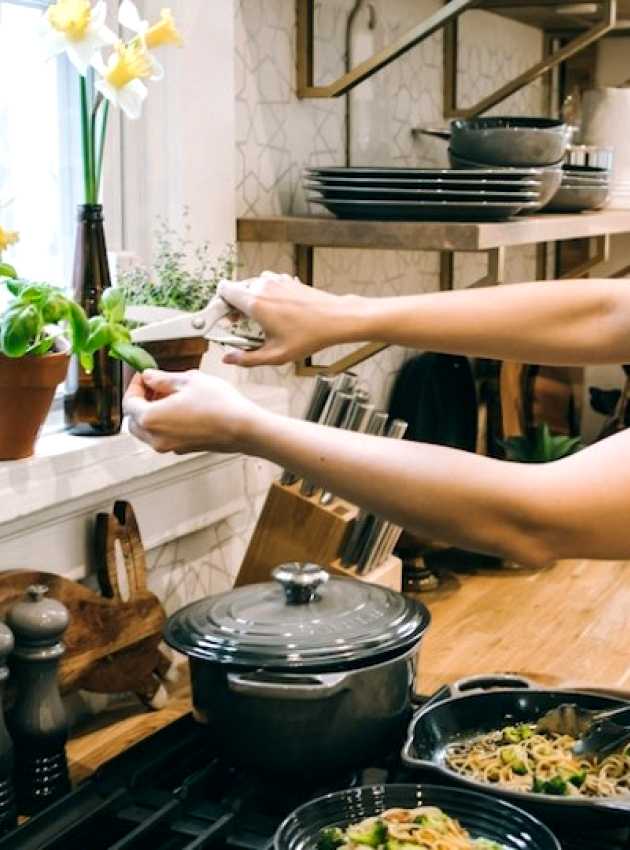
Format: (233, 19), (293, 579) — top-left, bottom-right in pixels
(544, 164), (610, 213)
(305, 167), (544, 221)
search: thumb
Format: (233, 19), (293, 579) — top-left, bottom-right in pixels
(217, 279), (254, 317)
(142, 369), (190, 395)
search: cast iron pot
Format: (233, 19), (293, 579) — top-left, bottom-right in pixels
(164, 563), (430, 777)
(418, 117), (572, 166)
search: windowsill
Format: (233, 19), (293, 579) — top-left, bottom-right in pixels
(0, 384), (289, 577)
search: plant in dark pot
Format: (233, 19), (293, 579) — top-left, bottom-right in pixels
(500, 423), (583, 463)
(36, 0), (184, 434)
(0, 265), (155, 461)
(117, 216), (236, 378)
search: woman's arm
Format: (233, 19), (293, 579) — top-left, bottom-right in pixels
(124, 370), (630, 568)
(219, 274), (630, 367)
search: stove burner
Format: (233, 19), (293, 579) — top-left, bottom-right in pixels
(0, 714), (627, 850)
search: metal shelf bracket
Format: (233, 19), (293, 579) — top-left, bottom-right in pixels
(297, 0), (478, 98)
(443, 0), (617, 118)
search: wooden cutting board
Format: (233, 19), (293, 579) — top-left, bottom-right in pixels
(0, 501), (172, 707)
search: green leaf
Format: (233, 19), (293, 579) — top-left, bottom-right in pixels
(5, 278), (27, 297)
(0, 304), (41, 358)
(80, 351), (94, 374)
(67, 301), (90, 353)
(42, 290), (70, 324)
(0, 262), (17, 279)
(500, 423), (583, 463)
(83, 316), (111, 354)
(27, 336), (55, 357)
(109, 322), (132, 343)
(109, 341), (157, 372)
(99, 287), (126, 323)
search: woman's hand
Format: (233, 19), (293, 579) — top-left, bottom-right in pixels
(218, 271), (363, 367)
(123, 369), (264, 455)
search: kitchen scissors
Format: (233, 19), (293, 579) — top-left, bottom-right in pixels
(128, 279), (264, 351)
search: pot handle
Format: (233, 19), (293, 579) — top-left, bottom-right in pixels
(450, 673), (535, 696)
(410, 127), (451, 141)
(226, 671), (349, 701)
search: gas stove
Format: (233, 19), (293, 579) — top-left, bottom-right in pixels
(0, 713), (627, 850)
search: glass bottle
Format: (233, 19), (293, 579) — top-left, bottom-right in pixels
(64, 204), (122, 435)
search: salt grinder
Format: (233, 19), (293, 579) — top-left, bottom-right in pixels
(0, 623), (16, 835)
(7, 585), (71, 815)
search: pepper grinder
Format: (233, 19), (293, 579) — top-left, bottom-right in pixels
(0, 623), (16, 835)
(7, 585), (71, 815)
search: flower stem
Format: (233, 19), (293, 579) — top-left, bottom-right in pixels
(79, 76), (95, 204)
(95, 99), (110, 199)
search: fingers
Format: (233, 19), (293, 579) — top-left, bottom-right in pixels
(218, 279), (255, 316)
(141, 368), (190, 396)
(222, 343), (286, 368)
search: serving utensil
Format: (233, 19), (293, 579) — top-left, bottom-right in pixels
(537, 701), (630, 757)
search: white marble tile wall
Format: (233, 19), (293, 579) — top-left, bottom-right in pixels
(148, 1), (545, 608)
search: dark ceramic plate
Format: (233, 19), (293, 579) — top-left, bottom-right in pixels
(305, 183), (540, 202)
(307, 176), (543, 190)
(275, 784), (561, 850)
(307, 166), (543, 180)
(308, 197), (537, 221)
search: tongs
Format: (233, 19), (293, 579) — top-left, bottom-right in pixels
(128, 282), (264, 351)
(537, 702), (630, 758)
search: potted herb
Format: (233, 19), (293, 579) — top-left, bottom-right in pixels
(0, 266), (155, 461)
(500, 423), (583, 463)
(117, 218), (236, 374)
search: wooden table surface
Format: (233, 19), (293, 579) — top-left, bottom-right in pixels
(67, 557), (630, 783)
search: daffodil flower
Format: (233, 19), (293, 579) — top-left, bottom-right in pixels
(93, 40), (155, 119)
(118, 2), (183, 81)
(40, 0), (117, 76)
(0, 227), (19, 255)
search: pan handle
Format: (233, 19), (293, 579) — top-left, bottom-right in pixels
(450, 673), (535, 696)
(410, 127), (451, 142)
(227, 671), (349, 700)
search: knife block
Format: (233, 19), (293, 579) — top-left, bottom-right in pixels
(235, 480), (402, 590)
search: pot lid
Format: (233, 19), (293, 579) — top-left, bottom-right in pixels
(164, 563), (430, 671)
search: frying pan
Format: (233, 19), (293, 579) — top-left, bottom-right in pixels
(401, 675), (630, 828)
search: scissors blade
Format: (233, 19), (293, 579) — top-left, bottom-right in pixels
(129, 296), (232, 343)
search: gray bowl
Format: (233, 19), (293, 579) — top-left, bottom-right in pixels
(450, 117), (572, 166)
(449, 150), (562, 210)
(545, 182), (609, 213)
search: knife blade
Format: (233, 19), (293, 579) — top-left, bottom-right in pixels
(280, 375), (334, 486)
(299, 389), (354, 497)
(319, 396), (374, 506)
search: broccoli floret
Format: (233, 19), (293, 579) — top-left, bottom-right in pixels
(532, 776), (568, 796)
(503, 724), (533, 743)
(347, 819), (388, 848)
(569, 771), (586, 788)
(317, 828), (345, 850)
(500, 746), (528, 775)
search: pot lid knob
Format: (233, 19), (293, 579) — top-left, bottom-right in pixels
(272, 563), (329, 605)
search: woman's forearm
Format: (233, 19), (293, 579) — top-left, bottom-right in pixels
(347, 279), (630, 366)
(244, 411), (555, 568)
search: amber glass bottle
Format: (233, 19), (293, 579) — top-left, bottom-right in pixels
(64, 204), (122, 435)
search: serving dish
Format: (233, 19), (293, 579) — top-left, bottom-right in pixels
(275, 784), (561, 850)
(306, 175), (543, 189)
(545, 183), (609, 212)
(305, 183), (540, 203)
(402, 681), (630, 827)
(307, 166), (543, 180)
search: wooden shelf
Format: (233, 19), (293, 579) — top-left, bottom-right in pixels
(237, 209), (630, 253)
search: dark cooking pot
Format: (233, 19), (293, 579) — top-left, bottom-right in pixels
(164, 563), (430, 777)
(418, 117), (572, 166)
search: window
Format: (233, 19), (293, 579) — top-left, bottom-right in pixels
(0, 0), (81, 291)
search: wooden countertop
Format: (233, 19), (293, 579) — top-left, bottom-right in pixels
(67, 557), (629, 784)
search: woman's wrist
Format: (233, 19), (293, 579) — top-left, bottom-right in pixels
(331, 294), (378, 345)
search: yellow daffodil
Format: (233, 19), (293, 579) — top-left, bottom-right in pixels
(40, 0), (116, 76)
(145, 10), (183, 49)
(93, 40), (153, 119)
(0, 227), (19, 255)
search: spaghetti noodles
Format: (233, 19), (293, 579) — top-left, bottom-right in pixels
(445, 723), (630, 798)
(317, 807), (503, 850)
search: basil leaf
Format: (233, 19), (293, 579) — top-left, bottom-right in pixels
(0, 262), (17, 280)
(110, 322), (132, 343)
(99, 288), (126, 323)
(1, 305), (41, 357)
(5, 278), (27, 297)
(28, 336), (55, 356)
(84, 317), (112, 354)
(42, 291), (70, 323)
(67, 301), (90, 353)
(80, 351), (94, 374)
(109, 341), (157, 372)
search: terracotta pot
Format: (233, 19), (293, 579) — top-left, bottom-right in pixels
(123, 337), (208, 389)
(0, 350), (69, 460)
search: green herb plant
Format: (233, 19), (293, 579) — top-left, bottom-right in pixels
(500, 423), (583, 463)
(116, 214), (236, 313)
(0, 266), (156, 373)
